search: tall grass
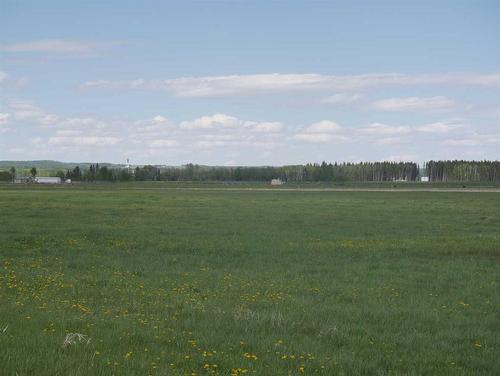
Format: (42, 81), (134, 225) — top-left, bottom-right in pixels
(0, 186), (499, 375)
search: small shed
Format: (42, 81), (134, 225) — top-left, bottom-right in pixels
(270, 178), (283, 186)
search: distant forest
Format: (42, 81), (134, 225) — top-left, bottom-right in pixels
(2, 160), (500, 183)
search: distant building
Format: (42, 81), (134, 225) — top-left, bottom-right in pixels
(270, 178), (283, 186)
(420, 176), (429, 182)
(36, 177), (62, 184)
(14, 176), (33, 183)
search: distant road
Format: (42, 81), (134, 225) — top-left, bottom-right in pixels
(113, 187), (500, 193)
(2, 185), (500, 193)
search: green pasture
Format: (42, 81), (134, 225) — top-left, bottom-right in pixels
(0, 185), (499, 375)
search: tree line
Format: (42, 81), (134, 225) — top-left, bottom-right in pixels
(1, 160), (499, 183)
(424, 160), (500, 182)
(63, 162), (420, 182)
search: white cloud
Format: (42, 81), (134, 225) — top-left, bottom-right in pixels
(371, 96), (455, 112)
(321, 93), (363, 104)
(178, 114), (283, 134)
(358, 122), (411, 135)
(293, 120), (347, 143)
(180, 114), (241, 129)
(152, 115), (168, 123)
(0, 39), (123, 57)
(7, 101), (48, 121)
(56, 117), (107, 129)
(375, 137), (405, 145)
(199, 134), (239, 141)
(82, 80), (111, 88)
(7, 147), (26, 154)
(162, 74), (329, 97)
(3, 96), (496, 162)
(4, 102), (112, 131)
(48, 136), (119, 146)
(81, 72), (500, 97)
(357, 120), (463, 139)
(444, 139), (479, 146)
(15, 76), (30, 87)
(194, 140), (233, 148)
(2, 102), (285, 155)
(444, 132), (500, 147)
(132, 116), (172, 135)
(28, 137), (44, 145)
(149, 139), (179, 148)
(383, 154), (419, 162)
(293, 133), (348, 143)
(128, 113), (285, 151)
(305, 120), (342, 133)
(0, 112), (10, 125)
(0, 102), (116, 145)
(4, 101), (62, 126)
(247, 121), (283, 132)
(55, 129), (82, 137)
(416, 121), (463, 133)
(0, 71), (29, 88)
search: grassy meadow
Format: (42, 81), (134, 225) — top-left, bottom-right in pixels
(0, 185), (499, 375)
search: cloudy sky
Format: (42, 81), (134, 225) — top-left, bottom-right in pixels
(1, 0), (499, 165)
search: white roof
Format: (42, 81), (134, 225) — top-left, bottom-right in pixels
(36, 177), (61, 183)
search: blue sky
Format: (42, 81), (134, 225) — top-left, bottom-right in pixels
(1, 0), (499, 165)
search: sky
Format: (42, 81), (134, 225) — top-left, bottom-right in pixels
(0, 0), (499, 165)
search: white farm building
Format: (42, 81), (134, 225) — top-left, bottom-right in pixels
(36, 177), (62, 184)
(270, 178), (283, 186)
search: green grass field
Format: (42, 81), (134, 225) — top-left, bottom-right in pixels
(1, 185), (499, 375)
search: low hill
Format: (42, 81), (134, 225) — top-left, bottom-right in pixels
(0, 160), (122, 170)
